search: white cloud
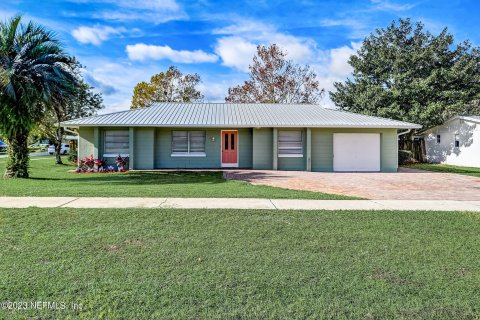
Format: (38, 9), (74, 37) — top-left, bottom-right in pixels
(72, 25), (125, 45)
(116, 0), (180, 11)
(328, 42), (362, 77)
(214, 36), (257, 71)
(320, 18), (362, 28)
(65, 0), (186, 22)
(96, 0), (186, 23)
(371, 0), (415, 12)
(77, 59), (158, 113)
(197, 82), (228, 103)
(197, 75), (249, 102)
(311, 42), (361, 108)
(213, 20), (317, 71)
(126, 43), (218, 63)
(213, 20), (276, 37)
(83, 71), (117, 95)
(102, 99), (132, 114)
(319, 2), (414, 40)
(319, 18), (370, 39)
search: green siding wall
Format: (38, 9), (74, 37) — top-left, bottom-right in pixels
(155, 129), (220, 169)
(238, 128), (253, 168)
(306, 128), (312, 171)
(154, 128), (253, 169)
(128, 128), (135, 170)
(380, 129), (398, 172)
(78, 127), (95, 159)
(311, 130), (333, 172)
(134, 128), (155, 169)
(278, 157), (306, 170)
(252, 128), (273, 169)
(311, 128), (398, 172)
(79, 126), (398, 172)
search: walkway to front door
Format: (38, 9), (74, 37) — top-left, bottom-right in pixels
(221, 130), (238, 167)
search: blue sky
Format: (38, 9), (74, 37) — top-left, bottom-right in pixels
(1, 0), (479, 113)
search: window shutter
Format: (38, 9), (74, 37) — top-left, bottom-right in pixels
(278, 131), (303, 155)
(172, 131), (188, 153)
(189, 131), (206, 152)
(104, 130), (129, 154)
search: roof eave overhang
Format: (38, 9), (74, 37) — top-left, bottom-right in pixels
(61, 123), (421, 129)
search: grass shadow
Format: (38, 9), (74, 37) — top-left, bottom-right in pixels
(56, 171), (228, 186)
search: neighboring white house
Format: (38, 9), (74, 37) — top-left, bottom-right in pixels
(422, 115), (480, 167)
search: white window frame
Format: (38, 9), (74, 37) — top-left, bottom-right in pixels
(278, 130), (304, 158)
(103, 130), (129, 157)
(436, 134), (441, 144)
(171, 131), (206, 157)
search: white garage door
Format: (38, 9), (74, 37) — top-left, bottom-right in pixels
(333, 133), (381, 172)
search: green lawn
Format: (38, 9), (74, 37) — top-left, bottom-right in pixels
(0, 156), (355, 199)
(404, 163), (480, 177)
(1, 208), (479, 319)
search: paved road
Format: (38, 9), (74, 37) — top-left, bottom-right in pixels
(0, 152), (49, 158)
(0, 197), (479, 211)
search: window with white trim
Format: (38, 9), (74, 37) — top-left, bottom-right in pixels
(104, 130), (129, 155)
(171, 131), (206, 156)
(436, 134), (441, 144)
(278, 131), (303, 157)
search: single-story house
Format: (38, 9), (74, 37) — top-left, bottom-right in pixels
(62, 103), (421, 172)
(421, 115), (480, 167)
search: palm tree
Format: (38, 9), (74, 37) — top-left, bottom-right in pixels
(0, 15), (78, 178)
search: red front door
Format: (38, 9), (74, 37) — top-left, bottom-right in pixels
(222, 131), (238, 165)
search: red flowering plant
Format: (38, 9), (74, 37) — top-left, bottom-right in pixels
(75, 155), (95, 173)
(74, 155), (123, 174)
(94, 158), (105, 172)
(115, 154), (128, 172)
(84, 155), (95, 169)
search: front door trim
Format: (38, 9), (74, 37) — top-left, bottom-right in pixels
(221, 130), (239, 168)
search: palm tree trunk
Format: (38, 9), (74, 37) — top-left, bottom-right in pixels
(4, 129), (30, 178)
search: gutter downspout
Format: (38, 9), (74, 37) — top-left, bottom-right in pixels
(64, 128), (78, 136)
(397, 129), (412, 157)
(63, 127), (79, 161)
(397, 129), (412, 138)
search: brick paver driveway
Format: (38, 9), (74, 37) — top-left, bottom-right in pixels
(224, 168), (480, 200)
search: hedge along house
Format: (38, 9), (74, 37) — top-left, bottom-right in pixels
(62, 103), (421, 172)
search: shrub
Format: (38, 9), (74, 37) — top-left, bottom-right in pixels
(74, 155), (121, 173)
(398, 150), (413, 165)
(68, 150), (77, 163)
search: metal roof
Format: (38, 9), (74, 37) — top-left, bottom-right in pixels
(462, 115), (480, 123)
(62, 103), (421, 129)
(420, 115), (480, 134)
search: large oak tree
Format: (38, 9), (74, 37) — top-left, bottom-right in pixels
(131, 66), (203, 109)
(330, 18), (480, 148)
(225, 44), (324, 104)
